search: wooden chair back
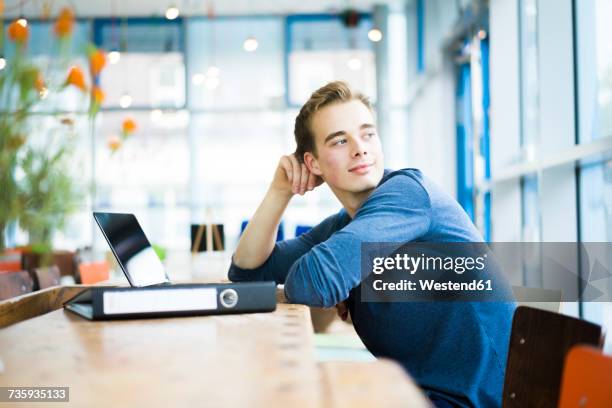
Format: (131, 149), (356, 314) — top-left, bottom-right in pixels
(31, 265), (61, 289)
(503, 306), (605, 407)
(0, 270), (34, 301)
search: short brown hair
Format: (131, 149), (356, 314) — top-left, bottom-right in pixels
(294, 81), (373, 163)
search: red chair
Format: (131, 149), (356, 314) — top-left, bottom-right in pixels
(559, 345), (612, 408)
(78, 261), (110, 284)
(0, 248), (23, 273)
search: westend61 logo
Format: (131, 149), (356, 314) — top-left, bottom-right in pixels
(360, 242), (612, 302)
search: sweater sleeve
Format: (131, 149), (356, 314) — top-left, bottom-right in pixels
(284, 174), (432, 307)
(227, 210), (348, 284)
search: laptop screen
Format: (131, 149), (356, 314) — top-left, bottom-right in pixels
(93, 212), (170, 287)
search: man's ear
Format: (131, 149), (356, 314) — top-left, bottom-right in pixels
(304, 152), (322, 176)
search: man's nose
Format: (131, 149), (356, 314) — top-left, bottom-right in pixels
(350, 138), (368, 157)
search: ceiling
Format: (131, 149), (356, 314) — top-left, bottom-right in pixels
(3, 0), (407, 18)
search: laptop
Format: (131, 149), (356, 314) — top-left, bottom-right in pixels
(93, 212), (172, 287)
(64, 212), (276, 320)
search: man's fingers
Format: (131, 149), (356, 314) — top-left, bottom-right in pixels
(280, 156), (293, 183)
(307, 171), (316, 191)
(288, 155), (301, 194)
(280, 154), (322, 195)
(300, 164), (308, 194)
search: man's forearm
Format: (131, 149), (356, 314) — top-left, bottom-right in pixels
(233, 187), (292, 269)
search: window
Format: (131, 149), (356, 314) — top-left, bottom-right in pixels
(93, 110), (191, 251)
(100, 52), (186, 109)
(575, 0), (612, 350)
(576, 0), (612, 143)
(518, 0), (542, 244)
(578, 161), (612, 352)
(455, 34), (491, 240)
(286, 14), (376, 106)
(186, 18), (285, 110)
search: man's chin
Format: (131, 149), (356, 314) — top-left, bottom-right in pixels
(353, 168), (383, 187)
(345, 176), (380, 193)
(326, 168), (384, 194)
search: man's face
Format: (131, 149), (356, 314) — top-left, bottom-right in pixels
(305, 99), (384, 194)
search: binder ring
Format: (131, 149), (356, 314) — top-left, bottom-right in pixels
(220, 288), (238, 308)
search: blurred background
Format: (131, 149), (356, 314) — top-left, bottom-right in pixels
(0, 0), (610, 347)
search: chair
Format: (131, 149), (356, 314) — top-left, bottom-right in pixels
(191, 224), (225, 252)
(295, 225), (313, 237)
(558, 345), (612, 408)
(241, 220), (284, 241)
(502, 306), (605, 407)
(0, 248), (22, 272)
(78, 261), (110, 284)
(31, 265), (61, 290)
(0, 270), (34, 301)
(22, 250), (75, 277)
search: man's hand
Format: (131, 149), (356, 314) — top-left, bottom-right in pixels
(270, 154), (323, 196)
(335, 301), (349, 321)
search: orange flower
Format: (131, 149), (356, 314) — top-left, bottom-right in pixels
(65, 66), (87, 92)
(8, 19), (29, 43)
(92, 86), (105, 105)
(122, 118), (137, 135)
(54, 7), (75, 37)
(107, 135), (122, 152)
(89, 49), (106, 77)
(34, 72), (46, 93)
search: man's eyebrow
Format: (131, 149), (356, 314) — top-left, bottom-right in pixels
(324, 131), (346, 144)
(324, 124), (377, 144)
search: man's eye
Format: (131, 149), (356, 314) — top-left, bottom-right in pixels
(333, 138), (347, 146)
(365, 132), (376, 138)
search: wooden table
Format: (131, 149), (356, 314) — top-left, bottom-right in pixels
(0, 287), (430, 407)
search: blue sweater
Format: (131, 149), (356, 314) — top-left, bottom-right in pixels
(228, 169), (515, 407)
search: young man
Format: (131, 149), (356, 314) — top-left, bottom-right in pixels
(228, 81), (515, 407)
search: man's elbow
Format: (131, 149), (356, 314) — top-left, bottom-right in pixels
(231, 252), (259, 270)
(227, 267), (243, 282)
(284, 280), (337, 308)
(227, 261), (266, 282)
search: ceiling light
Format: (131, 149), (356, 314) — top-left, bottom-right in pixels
(368, 28), (383, 42)
(108, 51), (121, 64)
(205, 76), (220, 90)
(165, 6), (180, 20)
(206, 66), (220, 77)
(243, 37), (258, 52)
(347, 57), (362, 71)
(192, 73), (205, 86)
(119, 93), (133, 108)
